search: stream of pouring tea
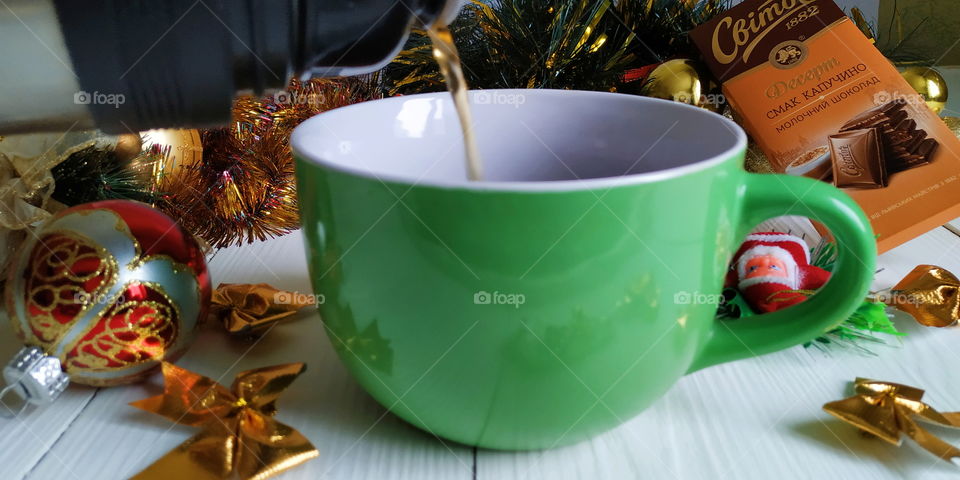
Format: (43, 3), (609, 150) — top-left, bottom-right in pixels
(427, 25), (484, 181)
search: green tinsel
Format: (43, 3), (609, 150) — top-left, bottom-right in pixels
(383, 0), (728, 95)
(806, 301), (902, 355)
(51, 145), (158, 206)
(805, 236), (903, 354)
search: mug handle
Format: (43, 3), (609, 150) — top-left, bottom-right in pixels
(688, 173), (876, 372)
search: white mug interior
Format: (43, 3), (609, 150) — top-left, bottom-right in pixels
(291, 89), (747, 190)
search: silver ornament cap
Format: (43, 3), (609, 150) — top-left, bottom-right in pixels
(2, 346), (69, 409)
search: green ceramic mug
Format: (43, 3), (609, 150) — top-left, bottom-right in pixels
(291, 89), (876, 450)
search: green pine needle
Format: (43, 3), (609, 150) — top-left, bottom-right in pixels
(810, 238), (838, 271)
(52, 145), (158, 206)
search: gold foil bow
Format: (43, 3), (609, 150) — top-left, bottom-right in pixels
(824, 378), (960, 462)
(210, 283), (314, 335)
(886, 265), (960, 327)
(130, 362), (318, 480)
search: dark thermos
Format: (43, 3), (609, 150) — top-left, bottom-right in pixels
(0, 0), (463, 134)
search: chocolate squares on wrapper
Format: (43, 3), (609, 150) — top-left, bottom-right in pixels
(838, 100), (939, 177)
(841, 99), (906, 131)
(829, 129), (886, 188)
(691, 0), (960, 253)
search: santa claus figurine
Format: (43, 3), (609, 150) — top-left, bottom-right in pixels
(724, 232), (831, 313)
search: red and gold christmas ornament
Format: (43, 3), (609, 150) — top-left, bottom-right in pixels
(3, 200), (210, 407)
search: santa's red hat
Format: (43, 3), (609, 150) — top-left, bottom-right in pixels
(725, 232), (818, 289)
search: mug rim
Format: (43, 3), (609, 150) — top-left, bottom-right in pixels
(291, 89), (748, 192)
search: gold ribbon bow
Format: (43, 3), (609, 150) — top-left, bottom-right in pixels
(0, 131), (102, 272)
(210, 283), (314, 335)
(823, 378), (960, 462)
(130, 362), (318, 480)
(887, 265), (960, 327)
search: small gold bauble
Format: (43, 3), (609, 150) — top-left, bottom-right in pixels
(900, 66), (948, 115)
(140, 129), (203, 180)
(113, 133), (143, 163)
(641, 59), (724, 113)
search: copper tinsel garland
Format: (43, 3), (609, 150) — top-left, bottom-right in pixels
(158, 77), (380, 248)
(160, 129), (298, 247)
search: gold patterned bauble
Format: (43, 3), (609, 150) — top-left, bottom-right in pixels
(5, 200), (211, 387)
(641, 59), (724, 113)
(900, 67), (948, 115)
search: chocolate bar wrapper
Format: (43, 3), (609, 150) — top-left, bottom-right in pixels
(691, 0), (960, 253)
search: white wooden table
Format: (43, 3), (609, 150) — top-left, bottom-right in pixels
(4, 218), (960, 480)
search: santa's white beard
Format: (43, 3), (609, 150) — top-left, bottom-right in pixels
(738, 274), (798, 290)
